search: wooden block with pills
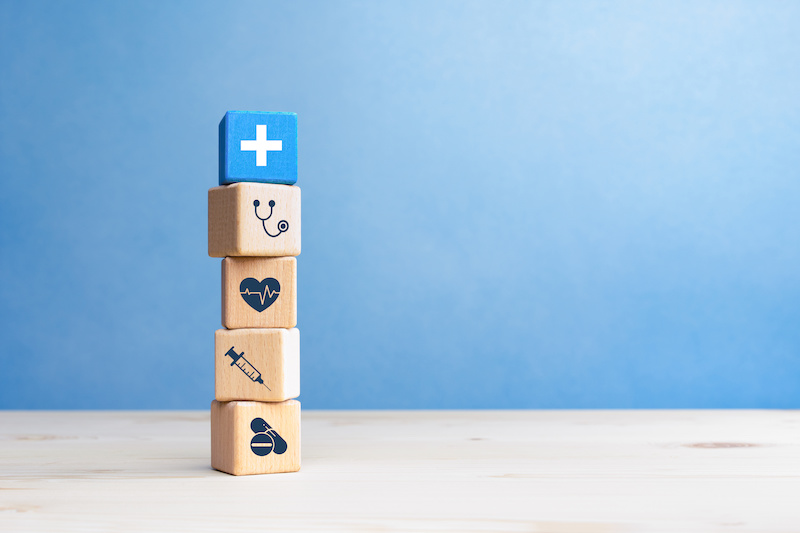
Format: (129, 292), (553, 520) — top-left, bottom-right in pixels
(211, 399), (301, 476)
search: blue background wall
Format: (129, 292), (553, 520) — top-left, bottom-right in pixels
(1, 1), (798, 409)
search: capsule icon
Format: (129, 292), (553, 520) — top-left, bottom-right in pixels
(250, 417), (287, 456)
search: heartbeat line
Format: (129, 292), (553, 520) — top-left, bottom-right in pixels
(241, 287), (280, 305)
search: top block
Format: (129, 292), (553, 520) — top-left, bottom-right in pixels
(219, 111), (297, 185)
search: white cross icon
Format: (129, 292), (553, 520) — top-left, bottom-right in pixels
(240, 124), (282, 167)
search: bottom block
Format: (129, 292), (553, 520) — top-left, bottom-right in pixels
(211, 399), (300, 476)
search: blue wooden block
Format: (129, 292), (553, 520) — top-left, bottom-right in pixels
(219, 111), (298, 185)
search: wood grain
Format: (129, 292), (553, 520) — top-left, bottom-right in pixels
(215, 328), (300, 402)
(1, 410), (799, 531)
(208, 182), (301, 257)
(211, 400), (301, 476)
(221, 256), (297, 328)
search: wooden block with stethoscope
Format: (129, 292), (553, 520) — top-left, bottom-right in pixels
(208, 182), (301, 258)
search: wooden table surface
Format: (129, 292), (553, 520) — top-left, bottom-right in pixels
(1, 410), (798, 532)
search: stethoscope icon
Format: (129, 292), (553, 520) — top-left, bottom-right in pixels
(253, 199), (289, 238)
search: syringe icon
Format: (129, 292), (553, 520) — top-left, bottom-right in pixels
(225, 347), (271, 390)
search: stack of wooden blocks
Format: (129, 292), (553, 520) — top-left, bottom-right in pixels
(208, 111), (301, 476)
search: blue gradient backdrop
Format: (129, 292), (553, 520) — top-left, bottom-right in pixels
(1, 1), (799, 409)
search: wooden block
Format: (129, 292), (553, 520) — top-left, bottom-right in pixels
(211, 399), (300, 476)
(215, 328), (300, 402)
(219, 111), (297, 185)
(222, 257), (297, 328)
(208, 182), (301, 258)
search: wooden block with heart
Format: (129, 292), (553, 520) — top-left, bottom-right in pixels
(211, 399), (301, 476)
(222, 256), (297, 329)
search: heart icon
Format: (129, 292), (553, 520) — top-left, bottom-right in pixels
(239, 277), (281, 312)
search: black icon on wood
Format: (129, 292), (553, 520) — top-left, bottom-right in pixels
(253, 199), (289, 237)
(225, 347), (271, 390)
(250, 418), (288, 456)
(240, 277), (280, 312)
